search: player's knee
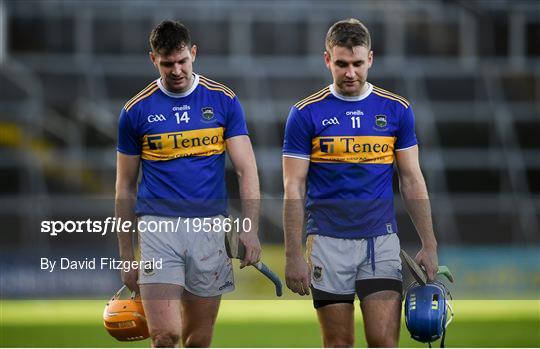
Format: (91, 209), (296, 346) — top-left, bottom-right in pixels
(366, 335), (398, 348)
(324, 340), (354, 348)
(324, 335), (354, 348)
(150, 330), (180, 348)
(183, 332), (212, 348)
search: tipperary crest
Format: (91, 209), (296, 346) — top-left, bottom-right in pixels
(201, 107), (215, 122)
(375, 114), (387, 128)
(313, 265), (323, 281)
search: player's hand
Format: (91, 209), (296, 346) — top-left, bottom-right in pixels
(415, 245), (438, 281)
(285, 255), (311, 296)
(239, 232), (261, 269)
(121, 267), (140, 293)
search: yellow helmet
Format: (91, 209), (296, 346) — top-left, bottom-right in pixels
(103, 286), (149, 341)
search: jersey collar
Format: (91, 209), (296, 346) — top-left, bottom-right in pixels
(157, 73), (199, 98)
(330, 82), (373, 102)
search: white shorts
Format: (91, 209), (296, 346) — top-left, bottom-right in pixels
(307, 233), (402, 295)
(138, 215), (234, 297)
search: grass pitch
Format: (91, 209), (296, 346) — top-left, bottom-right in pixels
(1, 300), (539, 347)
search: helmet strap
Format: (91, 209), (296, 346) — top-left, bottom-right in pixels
(440, 326), (447, 348)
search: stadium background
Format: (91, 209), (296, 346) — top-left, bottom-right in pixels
(0, 0), (538, 347)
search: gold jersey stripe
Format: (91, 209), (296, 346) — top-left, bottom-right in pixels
(141, 127), (225, 161)
(372, 88), (409, 108)
(297, 90), (332, 110)
(372, 90), (408, 109)
(198, 81), (235, 99)
(372, 85), (409, 105)
(124, 81), (157, 109)
(199, 76), (236, 97)
(198, 80), (234, 98)
(372, 86), (410, 107)
(294, 87), (330, 109)
(294, 87), (329, 108)
(125, 85), (160, 112)
(311, 135), (395, 164)
(124, 81), (158, 111)
(199, 76), (235, 96)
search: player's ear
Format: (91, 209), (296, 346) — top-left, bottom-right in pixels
(191, 45), (197, 62)
(149, 51), (157, 67)
(324, 50), (331, 69)
(368, 50), (373, 68)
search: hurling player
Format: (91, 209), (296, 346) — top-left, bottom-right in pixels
(116, 20), (261, 347)
(283, 19), (438, 347)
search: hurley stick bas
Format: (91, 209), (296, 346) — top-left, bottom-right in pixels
(225, 229), (283, 297)
(400, 249), (455, 285)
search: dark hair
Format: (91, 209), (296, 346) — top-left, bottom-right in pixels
(149, 20), (192, 55)
(325, 18), (371, 52)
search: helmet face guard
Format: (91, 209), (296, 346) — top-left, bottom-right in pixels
(404, 281), (453, 346)
(103, 286), (149, 341)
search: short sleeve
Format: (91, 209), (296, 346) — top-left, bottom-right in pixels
(282, 106), (313, 160)
(224, 96), (249, 139)
(117, 108), (141, 155)
(395, 105), (418, 151)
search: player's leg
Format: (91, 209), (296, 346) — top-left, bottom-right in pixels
(356, 233), (403, 347)
(180, 291), (221, 347)
(313, 288), (355, 347)
(140, 283), (184, 348)
(138, 215), (187, 347)
(308, 235), (359, 347)
(181, 215), (234, 347)
(358, 287), (402, 347)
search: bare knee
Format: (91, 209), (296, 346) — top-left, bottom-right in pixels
(323, 335), (354, 348)
(324, 340), (354, 348)
(151, 330), (180, 348)
(366, 335), (398, 348)
(365, 324), (399, 347)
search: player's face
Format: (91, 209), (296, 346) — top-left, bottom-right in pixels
(324, 45), (373, 96)
(150, 45), (197, 93)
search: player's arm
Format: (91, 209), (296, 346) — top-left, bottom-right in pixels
(226, 135), (261, 269)
(283, 156), (311, 296)
(115, 152), (140, 292)
(395, 145), (438, 281)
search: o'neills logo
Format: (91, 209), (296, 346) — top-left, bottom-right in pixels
(311, 136), (395, 164)
(142, 127), (225, 160)
(218, 280), (234, 290)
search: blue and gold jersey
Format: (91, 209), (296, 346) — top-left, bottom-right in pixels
(117, 74), (248, 217)
(283, 83), (417, 238)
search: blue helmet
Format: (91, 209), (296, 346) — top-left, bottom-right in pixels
(404, 281), (453, 347)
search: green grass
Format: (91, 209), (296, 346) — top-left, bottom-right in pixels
(1, 300), (539, 347)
